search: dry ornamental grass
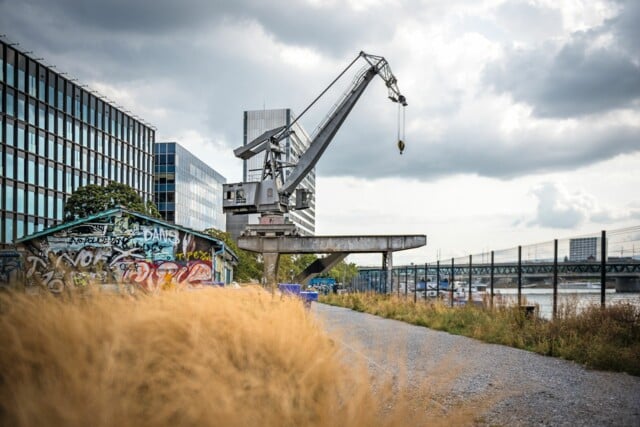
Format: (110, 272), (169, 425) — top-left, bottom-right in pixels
(0, 287), (473, 427)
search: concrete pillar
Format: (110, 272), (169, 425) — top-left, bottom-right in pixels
(383, 251), (393, 294)
(615, 277), (640, 292)
(262, 252), (280, 288)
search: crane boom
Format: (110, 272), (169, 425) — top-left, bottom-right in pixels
(222, 51), (407, 233)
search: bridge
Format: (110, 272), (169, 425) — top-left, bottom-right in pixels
(358, 260), (640, 292)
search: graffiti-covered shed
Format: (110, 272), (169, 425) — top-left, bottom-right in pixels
(15, 207), (238, 293)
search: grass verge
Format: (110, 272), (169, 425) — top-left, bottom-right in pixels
(320, 293), (640, 376)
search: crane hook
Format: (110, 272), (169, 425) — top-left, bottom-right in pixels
(397, 139), (405, 155)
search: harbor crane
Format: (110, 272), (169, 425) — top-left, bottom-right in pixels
(222, 51), (407, 236)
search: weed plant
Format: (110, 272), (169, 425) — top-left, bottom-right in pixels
(321, 292), (640, 376)
(0, 287), (479, 426)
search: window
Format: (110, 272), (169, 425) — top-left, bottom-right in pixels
(57, 76), (64, 110)
(28, 158), (35, 185)
(44, 162), (54, 190)
(6, 89), (14, 116)
(17, 54), (25, 92)
(16, 155), (24, 182)
(82, 92), (88, 121)
(56, 197), (63, 220)
(17, 124), (25, 150)
(38, 193), (45, 217)
(6, 152), (14, 179)
(0, 47), (3, 82)
(65, 82), (72, 114)
(38, 133), (46, 156)
(4, 219), (13, 244)
(56, 168), (63, 192)
(16, 188), (24, 213)
(74, 91), (80, 118)
(65, 169), (72, 193)
(55, 138), (62, 162)
(48, 71), (56, 104)
(48, 194), (54, 218)
(6, 48), (15, 86)
(17, 94), (25, 121)
(66, 142), (72, 166)
(5, 121), (14, 147)
(74, 147), (80, 168)
(38, 104), (45, 128)
(28, 61), (37, 96)
(28, 190), (35, 215)
(16, 219), (24, 239)
(48, 107), (54, 133)
(38, 69), (46, 101)
(28, 128), (36, 153)
(28, 99), (36, 125)
(57, 113), (63, 137)
(5, 185), (13, 211)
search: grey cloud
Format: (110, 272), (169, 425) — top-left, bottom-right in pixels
(484, 0), (640, 118)
(485, 38), (640, 118)
(317, 108), (640, 180)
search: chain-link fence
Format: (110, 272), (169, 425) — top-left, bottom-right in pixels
(353, 227), (640, 319)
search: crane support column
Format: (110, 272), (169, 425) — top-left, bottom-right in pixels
(263, 252), (280, 287)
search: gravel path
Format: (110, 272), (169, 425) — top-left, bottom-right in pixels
(313, 303), (640, 426)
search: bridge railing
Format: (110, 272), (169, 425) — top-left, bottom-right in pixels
(353, 226), (640, 319)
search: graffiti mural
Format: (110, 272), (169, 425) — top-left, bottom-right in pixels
(0, 252), (22, 286)
(19, 212), (223, 293)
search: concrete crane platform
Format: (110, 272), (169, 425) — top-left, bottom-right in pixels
(238, 234), (426, 287)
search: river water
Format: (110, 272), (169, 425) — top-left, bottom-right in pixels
(490, 288), (640, 319)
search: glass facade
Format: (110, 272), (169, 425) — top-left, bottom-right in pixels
(229, 108), (315, 238)
(0, 40), (155, 244)
(154, 142), (226, 232)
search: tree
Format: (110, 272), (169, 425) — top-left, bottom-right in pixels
(328, 261), (359, 285)
(205, 228), (263, 283)
(64, 182), (160, 221)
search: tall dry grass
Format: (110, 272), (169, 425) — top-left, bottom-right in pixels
(0, 288), (475, 426)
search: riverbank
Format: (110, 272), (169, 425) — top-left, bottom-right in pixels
(320, 293), (640, 376)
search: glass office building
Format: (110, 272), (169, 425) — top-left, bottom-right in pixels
(0, 39), (155, 245)
(154, 142), (226, 232)
(227, 108), (316, 239)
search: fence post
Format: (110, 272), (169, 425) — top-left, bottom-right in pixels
(404, 266), (408, 298)
(450, 258), (455, 308)
(517, 245), (522, 307)
(553, 239), (558, 319)
(601, 230), (607, 308)
(424, 262), (428, 301)
(413, 265), (417, 303)
(436, 260), (440, 299)
(490, 251), (494, 309)
(468, 254), (473, 304)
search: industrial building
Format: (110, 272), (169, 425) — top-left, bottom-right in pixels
(0, 39), (155, 246)
(569, 237), (600, 261)
(226, 108), (316, 240)
(154, 141), (226, 232)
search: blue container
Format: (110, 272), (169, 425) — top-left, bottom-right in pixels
(300, 291), (318, 302)
(278, 283), (301, 295)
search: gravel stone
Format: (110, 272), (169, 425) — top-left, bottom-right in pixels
(313, 303), (640, 426)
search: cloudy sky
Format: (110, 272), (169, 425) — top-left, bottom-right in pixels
(2, 0), (639, 265)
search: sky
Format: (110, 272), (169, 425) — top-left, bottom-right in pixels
(2, 0), (639, 265)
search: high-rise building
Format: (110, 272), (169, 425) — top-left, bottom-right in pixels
(0, 39), (155, 246)
(569, 237), (600, 261)
(154, 142), (226, 232)
(227, 108), (316, 240)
